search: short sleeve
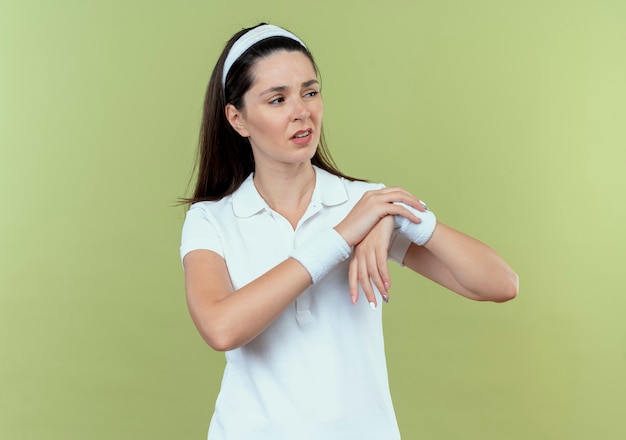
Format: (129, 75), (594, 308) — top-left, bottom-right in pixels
(180, 203), (224, 262)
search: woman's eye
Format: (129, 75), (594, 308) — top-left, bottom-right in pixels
(269, 97), (284, 105)
(304, 90), (319, 98)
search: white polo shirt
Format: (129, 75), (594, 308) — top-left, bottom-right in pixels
(180, 166), (413, 440)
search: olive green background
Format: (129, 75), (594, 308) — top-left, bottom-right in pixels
(1, 0), (625, 438)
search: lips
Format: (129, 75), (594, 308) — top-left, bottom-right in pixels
(291, 129), (312, 139)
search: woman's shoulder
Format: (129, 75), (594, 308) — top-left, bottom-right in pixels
(339, 176), (385, 193)
(315, 166), (385, 192)
(344, 179), (385, 190)
(314, 167), (385, 204)
(186, 196), (234, 222)
(188, 196), (230, 211)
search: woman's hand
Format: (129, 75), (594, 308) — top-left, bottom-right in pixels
(349, 215), (395, 308)
(334, 187), (425, 247)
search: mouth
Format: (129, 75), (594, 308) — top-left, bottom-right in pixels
(291, 129), (312, 140)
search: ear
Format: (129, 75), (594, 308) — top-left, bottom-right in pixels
(225, 104), (249, 137)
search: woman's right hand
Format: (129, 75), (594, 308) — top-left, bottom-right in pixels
(334, 187), (426, 247)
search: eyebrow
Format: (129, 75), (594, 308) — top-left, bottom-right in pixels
(259, 79), (319, 96)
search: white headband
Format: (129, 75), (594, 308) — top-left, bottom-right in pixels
(222, 24), (307, 88)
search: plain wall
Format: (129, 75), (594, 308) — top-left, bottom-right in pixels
(1, 0), (625, 438)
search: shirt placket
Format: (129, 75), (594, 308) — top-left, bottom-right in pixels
(292, 201), (322, 326)
(265, 201), (323, 326)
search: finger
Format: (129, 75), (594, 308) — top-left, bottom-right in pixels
(376, 248), (391, 302)
(413, 201), (427, 212)
(365, 187), (416, 207)
(366, 249), (388, 303)
(377, 187), (426, 211)
(389, 204), (423, 224)
(358, 257), (378, 310)
(387, 189), (429, 213)
(370, 190), (421, 214)
(348, 256), (359, 304)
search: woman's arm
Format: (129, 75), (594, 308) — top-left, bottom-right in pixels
(184, 250), (312, 351)
(184, 187), (426, 351)
(349, 199), (518, 304)
(403, 222), (519, 302)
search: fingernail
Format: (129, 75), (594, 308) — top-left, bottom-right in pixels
(419, 200), (428, 210)
(384, 281), (391, 290)
(382, 294), (389, 303)
(369, 302), (377, 311)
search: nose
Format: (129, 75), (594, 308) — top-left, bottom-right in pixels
(291, 99), (310, 122)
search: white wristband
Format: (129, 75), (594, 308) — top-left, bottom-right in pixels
(289, 228), (352, 284)
(394, 201), (437, 246)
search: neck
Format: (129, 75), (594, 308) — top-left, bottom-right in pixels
(253, 162), (316, 227)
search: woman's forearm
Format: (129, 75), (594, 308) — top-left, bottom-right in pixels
(407, 222), (518, 302)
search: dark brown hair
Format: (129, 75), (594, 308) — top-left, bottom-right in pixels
(182, 23), (361, 204)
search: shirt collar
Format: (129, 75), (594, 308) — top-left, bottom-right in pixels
(232, 166), (348, 218)
(311, 165), (349, 207)
(231, 173), (266, 218)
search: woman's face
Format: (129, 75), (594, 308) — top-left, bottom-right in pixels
(227, 50), (323, 169)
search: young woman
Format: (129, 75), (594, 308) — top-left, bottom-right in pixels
(180, 23), (518, 439)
